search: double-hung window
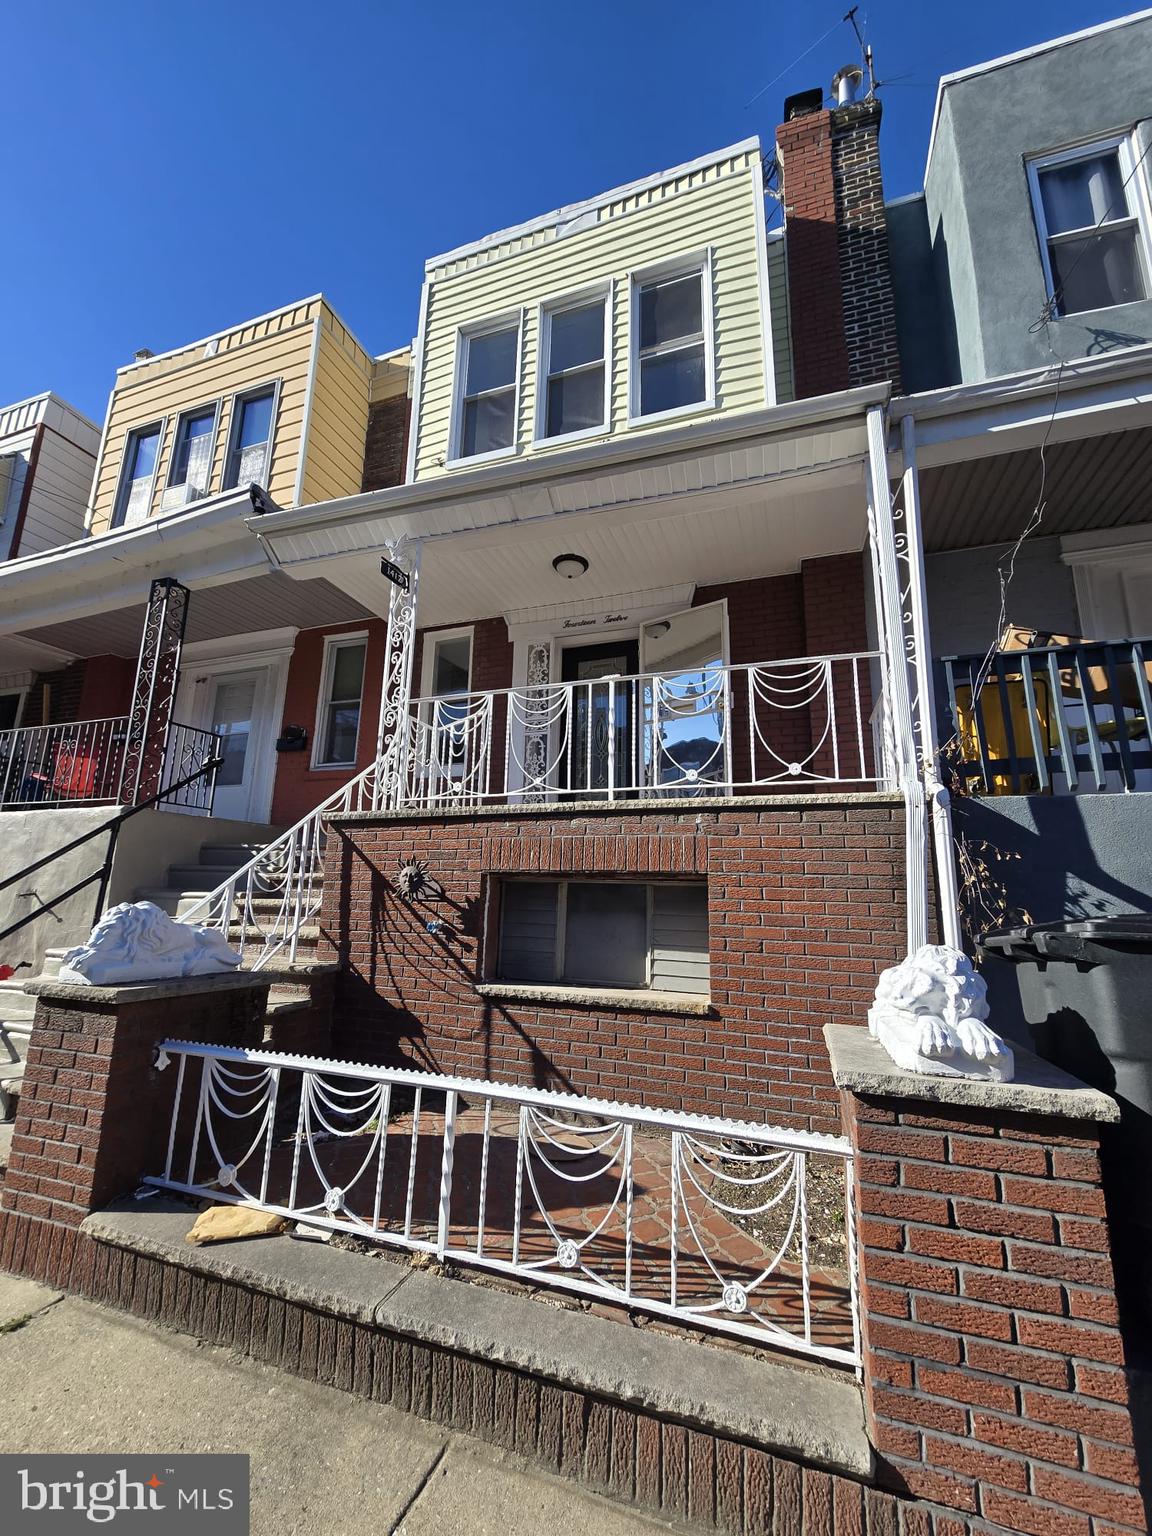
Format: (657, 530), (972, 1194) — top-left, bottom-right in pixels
(632, 257), (713, 420)
(497, 879), (709, 995)
(113, 424), (163, 528)
(455, 322), (519, 460)
(314, 635), (367, 768)
(224, 386), (276, 489)
(166, 406), (217, 501)
(539, 294), (609, 440)
(1029, 138), (1150, 316)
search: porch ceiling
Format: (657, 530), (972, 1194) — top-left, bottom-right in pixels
(316, 467), (869, 628)
(14, 571), (371, 661)
(920, 424), (1152, 553)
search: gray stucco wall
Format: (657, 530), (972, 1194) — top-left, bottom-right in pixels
(955, 792), (1152, 1041)
(886, 195), (952, 392)
(926, 535), (1079, 656)
(922, 16), (1152, 382)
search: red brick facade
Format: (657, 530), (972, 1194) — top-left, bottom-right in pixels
(844, 1085), (1145, 1536)
(361, 395), (410, 493)
(321, 798), (906, 1136)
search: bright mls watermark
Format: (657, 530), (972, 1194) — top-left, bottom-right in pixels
(2, 1455), (249, 1531)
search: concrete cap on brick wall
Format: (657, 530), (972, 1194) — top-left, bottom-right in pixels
(823, 1024), (1119, 1121)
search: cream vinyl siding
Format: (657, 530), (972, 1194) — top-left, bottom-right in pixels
(413, 147), (769, 479)
(89, 297), (374, 533)
(298, 314), (374, 505)
(0, 395), (98, 559)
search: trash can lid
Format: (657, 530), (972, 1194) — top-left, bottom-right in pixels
(983, 914), (1152, 961)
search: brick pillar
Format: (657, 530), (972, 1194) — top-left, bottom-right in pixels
(830, 100), (903, 393)
(826, 1025), (1146, 1535)
(2, 975), (269, 1229)
(777, 107), (852, 399)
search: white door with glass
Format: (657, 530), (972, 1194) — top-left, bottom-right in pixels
(208, 672), (262, 821)
(638, 601), (728, 793)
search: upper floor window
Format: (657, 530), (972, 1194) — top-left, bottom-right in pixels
(224, 386), (276, 489)
(165, 405), (217, 503)
(631, 255), (714, 422)
(112, 423), (163, 528)
(539, 293), (609, 441)
(314, 634), (367, 769)
(454, 322), (520, 462)
(1029, 139), (1150, 316)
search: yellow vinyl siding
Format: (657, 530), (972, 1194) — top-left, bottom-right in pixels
(298, 313), (373, 505)
(413, 148), (769, 479)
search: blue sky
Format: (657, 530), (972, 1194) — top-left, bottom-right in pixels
(1, 1), (1134, 420)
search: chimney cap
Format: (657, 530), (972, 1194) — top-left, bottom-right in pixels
(782, 87), (825, 121)
(132, 348), (155, 362)
(831, 64), (864, 106)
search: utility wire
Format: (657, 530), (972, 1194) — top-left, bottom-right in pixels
(745, 15), (848, 109)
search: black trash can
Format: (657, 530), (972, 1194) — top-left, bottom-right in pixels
(983, 917), (1152, 1331)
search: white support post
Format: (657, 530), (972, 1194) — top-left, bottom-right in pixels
(865, 405), (930, 953)
(375, 538), (422, 810)
(900, 415), (963, 951)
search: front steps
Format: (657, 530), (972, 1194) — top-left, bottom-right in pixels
(0, 980), (35, 1121)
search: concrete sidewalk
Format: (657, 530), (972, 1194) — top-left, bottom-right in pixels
(0, 1275), (686, 1536)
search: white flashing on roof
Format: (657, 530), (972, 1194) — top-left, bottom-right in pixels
(924, 8), (1152, 182)
(113, 294), (327, 376)
(425, 137), (762, 272)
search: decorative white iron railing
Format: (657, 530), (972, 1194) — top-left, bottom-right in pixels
(178, 760), (380, 970)
(147, 1041), (860, 1366)
(390, 652), (880, 808)
(0, 716), (130, 807)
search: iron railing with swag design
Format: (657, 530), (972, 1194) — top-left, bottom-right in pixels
(147, 1041), (860, 1367)
(401, 651), (881, 807)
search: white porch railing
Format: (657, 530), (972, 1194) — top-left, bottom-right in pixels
(147, 1041), (860, 1367)
(394, 652), (881, 808)
(0, 717), (129, 807)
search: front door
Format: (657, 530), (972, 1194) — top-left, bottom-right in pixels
(560, 640), (639, 795)
(208, 671), (262, 821)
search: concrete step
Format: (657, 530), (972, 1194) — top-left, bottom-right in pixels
(198, 843), (273, 868)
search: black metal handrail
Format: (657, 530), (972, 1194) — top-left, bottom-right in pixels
(938, 637), (1152, 795)
(0, 753), (225, 952)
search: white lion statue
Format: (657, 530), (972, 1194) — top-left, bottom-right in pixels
(868, 943), (1014, 1082)
(57, 901), (242, 987)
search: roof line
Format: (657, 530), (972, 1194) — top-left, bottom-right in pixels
(112, 294), (328, 376)
(924, 8), (1152, 183)
(425, 137), (762, 272)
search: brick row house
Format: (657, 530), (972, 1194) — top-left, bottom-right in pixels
(2, 14), (1152, 1534)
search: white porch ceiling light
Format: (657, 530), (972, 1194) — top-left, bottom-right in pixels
(552, 553), (589, 579)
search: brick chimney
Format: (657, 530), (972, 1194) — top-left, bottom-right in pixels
(775, 90), (902, 398)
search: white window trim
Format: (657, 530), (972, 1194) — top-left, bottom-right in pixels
(418, 625), (475, 699)
(111, 417), (168, 529)
(165, 399), (222, 492)
(222, 378), (282, 492)
(627, 248), (716, 428)
(1026, 132), (1152, 317)
(532, 281), (614, 448)
(311, 630), (369, 770)
(446, 311), (524, 469)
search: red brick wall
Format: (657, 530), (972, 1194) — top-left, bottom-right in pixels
(777, 110), (852, 399)
(847, 1089), (1145, 1534)
(322, 800), (906, 1135)
(77, 656), (136, 721)
(361, 396), (410, 492)
(271, 621), (388, 826)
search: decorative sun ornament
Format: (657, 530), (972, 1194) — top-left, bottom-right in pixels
(396, 859), (445, 902)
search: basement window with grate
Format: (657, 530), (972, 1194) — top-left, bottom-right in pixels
(496, 879), (709, 995)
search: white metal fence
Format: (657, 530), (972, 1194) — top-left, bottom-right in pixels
(397, 653), (880, 808)
(147, 1041), (860, 1366)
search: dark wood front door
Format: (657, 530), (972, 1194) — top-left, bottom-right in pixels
(560, 639), (639, 795)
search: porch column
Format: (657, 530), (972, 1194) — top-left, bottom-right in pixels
(864, 406), (932, 951)
(120, 577), (190, 806)
(374, 538), (422, 810)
